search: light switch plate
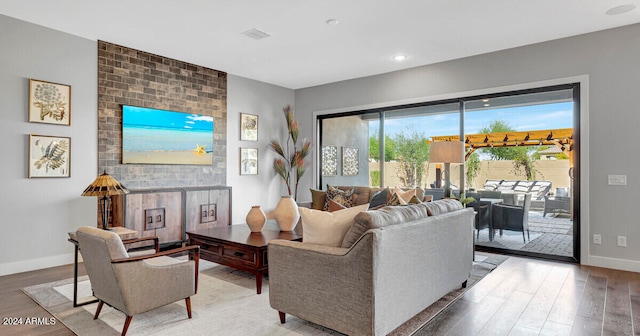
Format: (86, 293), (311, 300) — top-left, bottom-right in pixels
(608, 175), (627, 185)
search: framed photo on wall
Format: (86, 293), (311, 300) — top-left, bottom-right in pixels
(29, 134), (71, 178)
(240, 113), (258, 141)
(240, 148), (258, 175)
(29, 79), (71, 125)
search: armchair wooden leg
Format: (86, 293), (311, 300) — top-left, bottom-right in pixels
(121, 316), (133, 336)
(462, 280), (468, 288)
(93, 300), (104, 320)
(279, 311), (286, 324)
(185, 297), (192, 319)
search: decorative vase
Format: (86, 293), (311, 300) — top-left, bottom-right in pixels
(245, 205), (266, 232)
(273, 196), (300, 231)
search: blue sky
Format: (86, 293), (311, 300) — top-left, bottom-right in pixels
(373, 102), (573, 138)
(123, 105), (213, 131)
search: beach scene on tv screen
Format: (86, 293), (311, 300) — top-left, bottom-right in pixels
(122, 105), (214, 165)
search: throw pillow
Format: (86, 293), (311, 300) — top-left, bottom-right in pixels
(386, 192), (403, 206)
(300, 203), (370, 247)
(408, 195), (421, 204)
(368, 188), (390, 209)
(393, 187), (416, 205)
(323, 185), (354, 211)
(310, 189), (327, 210)
(328, 199), (347, 212)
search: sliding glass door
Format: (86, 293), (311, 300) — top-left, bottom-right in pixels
(317, 83), (579, 263)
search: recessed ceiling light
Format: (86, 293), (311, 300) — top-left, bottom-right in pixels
(606, 4), (636, 15)
(483, 103), (490, 107)
(392, 55), (407, 62)
(326, 18), (339, 25)
(482, 99), (489, 102)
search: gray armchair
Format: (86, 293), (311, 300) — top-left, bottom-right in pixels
(491, 193), (532, 243)
(76, 226), (200, 336)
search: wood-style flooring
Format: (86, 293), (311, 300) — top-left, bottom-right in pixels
(1, 255), (639, 335)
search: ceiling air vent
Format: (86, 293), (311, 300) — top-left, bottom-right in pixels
(241, 28), (272, 40)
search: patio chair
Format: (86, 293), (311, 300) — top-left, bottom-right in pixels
(76, 226), (200, 336)
(467, 199), (492, 241)
(491, 193), (532, 243)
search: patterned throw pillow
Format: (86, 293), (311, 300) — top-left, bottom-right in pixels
(386, 192), (403, 206)
(393, 187), (421, 205)
(323, 185), (355, 211)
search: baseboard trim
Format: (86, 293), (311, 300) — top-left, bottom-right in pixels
(585, 255), (640, 273)
(0, 253), (74, 276)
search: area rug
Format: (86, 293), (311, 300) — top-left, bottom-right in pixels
(23, 253), (506, 336)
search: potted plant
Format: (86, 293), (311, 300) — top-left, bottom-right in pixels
(459, 192), (476, 208)
(269, 105), (312, 200)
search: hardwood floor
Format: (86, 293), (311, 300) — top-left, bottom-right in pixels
(418, 255), (640, 336)
(1, 256), (638, 335)
(0, 263), (83, 336)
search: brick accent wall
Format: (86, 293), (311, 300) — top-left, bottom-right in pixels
(97, 41), (227, 189)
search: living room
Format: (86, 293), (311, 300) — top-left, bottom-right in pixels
(2, 2), (640, 335)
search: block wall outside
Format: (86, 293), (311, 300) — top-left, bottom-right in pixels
(97, 40), (227, 189)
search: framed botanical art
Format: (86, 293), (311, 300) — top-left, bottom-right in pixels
(29, 134), (71, 178)
(240, 148), (258, 175)
(321, 145), (337, 176)
(342, 146), (359, 176)
(29, 79), (71, 125)
(240, 113), (258, 141)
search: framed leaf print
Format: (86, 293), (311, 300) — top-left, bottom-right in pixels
(240, 113), (258, 141)
(240, 148), (258, 175)
(29, 79), (71, 125)
(29, 134), (71, 178)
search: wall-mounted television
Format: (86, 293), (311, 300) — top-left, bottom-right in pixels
(122, 105), (214, 165)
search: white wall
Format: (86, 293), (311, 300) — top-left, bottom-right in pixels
(295, 24), (640, 272)
(0, 15), (98, 276)
(226, 75), (294, 224)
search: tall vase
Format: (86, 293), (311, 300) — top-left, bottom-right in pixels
(245, 205), (266, 232)
(273, 196), (300, 231)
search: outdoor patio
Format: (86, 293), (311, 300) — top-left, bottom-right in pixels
(475, 210), (574, 257)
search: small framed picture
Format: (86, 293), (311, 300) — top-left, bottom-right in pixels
(322, 145), (338, 176)
(29, 79), (71, 125)
(342, 146), (359, 176)
(240, 148), (258, 175)
(240, 113), (258, 141)
(29, 134), (71, 178)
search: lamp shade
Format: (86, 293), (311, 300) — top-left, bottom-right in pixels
(429, 141), (465, 163)
(81, 171), (129, 196)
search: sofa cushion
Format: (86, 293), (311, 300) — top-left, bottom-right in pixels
(422, 199), (463, 216)
(341, 203), (429, 248)
(323, 185), (355, 210)
(300, 203), (370, 247)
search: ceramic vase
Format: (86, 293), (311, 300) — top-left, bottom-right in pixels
(273, 196), (300, 231)
(245, 205), (267, 232)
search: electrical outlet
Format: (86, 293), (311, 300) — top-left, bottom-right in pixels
(593, 234), (601, 245)
(617, 236), (627, 247)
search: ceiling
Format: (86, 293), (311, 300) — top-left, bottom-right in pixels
(2, 1), (639, 89)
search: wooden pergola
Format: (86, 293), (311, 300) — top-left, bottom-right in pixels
(429, 128), (573, 160)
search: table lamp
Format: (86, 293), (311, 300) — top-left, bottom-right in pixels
(81, 171), (129, 230)
(429, 141), (464, 198)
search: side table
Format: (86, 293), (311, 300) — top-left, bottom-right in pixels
(67, 227), (154, 307)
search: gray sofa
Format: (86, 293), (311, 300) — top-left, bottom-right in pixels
(268, 201), (474, 335)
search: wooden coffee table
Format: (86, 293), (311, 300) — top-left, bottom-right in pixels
(186, 221), (301, 294)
